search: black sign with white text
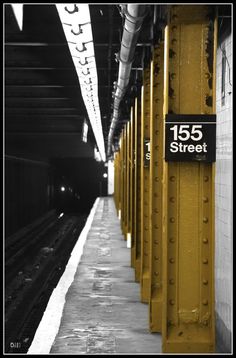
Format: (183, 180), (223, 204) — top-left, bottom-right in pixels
(165, 114), (216, 162)
(144, 139), (150, 167)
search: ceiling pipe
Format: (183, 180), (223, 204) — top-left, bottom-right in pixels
(107, 4), (147, 157)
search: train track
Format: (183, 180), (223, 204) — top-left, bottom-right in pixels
(5, 212), (87, 353)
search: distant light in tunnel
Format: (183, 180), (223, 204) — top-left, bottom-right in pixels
(56, 4), (106, 162)
(61, 186), (66, 192)
(11, 4), (24, 31)
(103, 173), (108, 178)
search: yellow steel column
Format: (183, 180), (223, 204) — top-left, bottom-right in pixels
(126, 120), (131, 242)
(140, 66), (151, 303)
(149, 42), (164, 332)
(134, 95), (142, 282)
(162, 5), (216, 353)
(120, 128), (125, 233)
(129, 107), (135, 263)
(117, 144), (122, 219)
(124, 123), (128, 239)
(131, 104), (136, 267)
(114, 152), (118, 212)
(115, 151), (121, 215)
(122, 125), (128, 237)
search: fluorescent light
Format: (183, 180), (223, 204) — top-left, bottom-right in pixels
(94, 147), (102, 162)
(56, 4), (106, 162)
(82, 120), (88, 143)
(11, 4), (23, 31)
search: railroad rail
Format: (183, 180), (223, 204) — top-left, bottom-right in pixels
(5, 212), (87, 353)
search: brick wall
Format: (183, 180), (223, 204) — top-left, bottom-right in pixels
(215, 27), (232, 353)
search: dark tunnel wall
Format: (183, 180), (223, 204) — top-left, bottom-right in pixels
(5, 155), (108, 238)
(53, 157), (108, 214)
(5, 156), (53, 238)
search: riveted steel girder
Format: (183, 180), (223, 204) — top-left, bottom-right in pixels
(120, 128), (125, 235)
(129, 107), (136, 267)
(114, 151), (119, 214)
(126, 120), (131, 241)
(149, 43), (165, 332)
(140, 67), (151, 303)
(162, 5), (216, 353)
(134, 95), (142, 282)
(122, 124), (128, 237)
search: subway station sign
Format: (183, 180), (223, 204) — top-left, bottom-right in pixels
(144, 138), (150, 167)
(165, 114), (216, 162)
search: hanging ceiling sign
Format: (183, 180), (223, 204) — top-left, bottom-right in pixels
(165, 114), (216, 162)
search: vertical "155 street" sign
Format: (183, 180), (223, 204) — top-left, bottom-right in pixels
(165, 114), (216, 162)
(144, 139), (150, 167)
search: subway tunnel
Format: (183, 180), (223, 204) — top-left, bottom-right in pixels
(4, 3), (233, 354)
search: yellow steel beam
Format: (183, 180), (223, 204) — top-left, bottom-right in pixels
(162, 5), (216, 353)
(117, 146), (122, 219)
(131, 103), (136, 267)
(149, 43), (165, 332)
(126, 120), (131, 241)
(120, 128), (125, 234)
(134, 95), (142, 282)
(140, 67), (151, 303)
(124, 123), (128, 238)
(122, 125), (126, 235)
(122, 125), (128, 237)
(114, 152), (118, 212)
(129, 107), (135, 265)
(116, 151), (121, 215)
(131, 99), (137, 270)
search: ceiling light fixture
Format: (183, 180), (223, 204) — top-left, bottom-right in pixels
(56, 4), (106, 162)
(82, 119), (88, 143)
(11, 4), (24, 31)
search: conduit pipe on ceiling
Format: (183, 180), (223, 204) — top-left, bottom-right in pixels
(107, 4), (147, 157)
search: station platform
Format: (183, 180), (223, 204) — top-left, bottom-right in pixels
(28, 197), (162, 355)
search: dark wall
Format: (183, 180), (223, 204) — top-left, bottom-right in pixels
(5, 156), (53, 237)
(5, 155), (107, 237)
(53, 157), (108, 214)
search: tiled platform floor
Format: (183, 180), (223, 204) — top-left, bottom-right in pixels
(50, 197), (162, 354)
